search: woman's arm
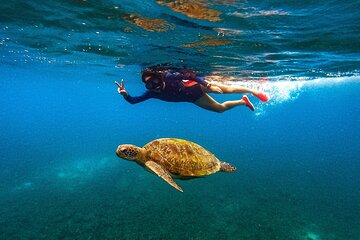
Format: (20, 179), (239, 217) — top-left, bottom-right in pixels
(182, 74), (223, 94)
(115, 80), (153, 104)
(123, 92), (152, 104)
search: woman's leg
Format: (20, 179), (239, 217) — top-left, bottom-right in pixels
(194, 94), (254, 113)
(208, 82), (256, 94)
(205, 82), (269, 102)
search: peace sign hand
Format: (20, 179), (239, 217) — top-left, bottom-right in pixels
(115, 80), (128, 96)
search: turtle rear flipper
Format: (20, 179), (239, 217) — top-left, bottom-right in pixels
(145, 161), (184, 192)
(220, 162), (236, 172)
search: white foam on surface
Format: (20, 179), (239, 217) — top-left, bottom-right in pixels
(227, 76), (360, 116)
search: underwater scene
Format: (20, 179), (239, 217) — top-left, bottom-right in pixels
(1, 0), (360, 239)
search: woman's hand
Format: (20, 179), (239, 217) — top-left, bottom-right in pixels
(115, 80), (128, 97)
(209, 85), (223, 94)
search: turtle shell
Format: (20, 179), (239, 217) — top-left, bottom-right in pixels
(143, 138), (221, 177)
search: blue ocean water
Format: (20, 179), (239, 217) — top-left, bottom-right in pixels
(1, 1), (360, 239)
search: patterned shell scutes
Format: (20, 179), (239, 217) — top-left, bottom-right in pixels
(144, 138), (221, 176)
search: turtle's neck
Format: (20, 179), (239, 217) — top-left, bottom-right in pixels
(135, 147), (148, 166)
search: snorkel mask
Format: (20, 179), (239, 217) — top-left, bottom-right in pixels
(142, 70), (164, 91)
(145, 77), (163, 90)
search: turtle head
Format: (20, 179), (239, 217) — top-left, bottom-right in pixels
(116, 144), (142, 161)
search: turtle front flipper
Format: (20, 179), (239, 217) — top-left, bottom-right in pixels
(145, 161), (183, 192)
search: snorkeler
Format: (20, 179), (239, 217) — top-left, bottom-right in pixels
(115, 67), (269, 113)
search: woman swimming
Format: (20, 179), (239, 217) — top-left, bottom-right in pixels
(115, 67), (269, 113)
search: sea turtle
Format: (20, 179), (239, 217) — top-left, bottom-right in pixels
(116, 138), (236, 192)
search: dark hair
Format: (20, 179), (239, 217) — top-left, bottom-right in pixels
(141, 69), (163, 82)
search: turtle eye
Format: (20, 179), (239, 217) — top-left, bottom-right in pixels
(119, 148), (132, 157)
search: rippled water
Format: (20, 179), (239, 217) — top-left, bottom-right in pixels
(1, 0), (359, 78)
